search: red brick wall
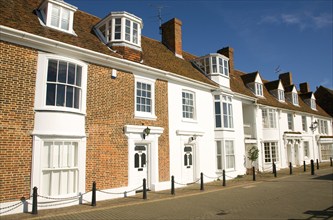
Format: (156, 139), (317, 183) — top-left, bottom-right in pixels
(85, 64), (169, 191)
(0, 41), (37, 202)
(0, 40), (170, 202)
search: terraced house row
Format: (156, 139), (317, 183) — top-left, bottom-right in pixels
(1, 0), (332, 215)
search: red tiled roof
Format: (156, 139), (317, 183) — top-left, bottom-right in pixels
(0, 0), (331, 118)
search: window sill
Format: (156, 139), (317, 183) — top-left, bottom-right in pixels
(134, 113), (157, 121)
(214, 128), (235, 132)
(34, 107), (86, 116)
(181, 118), (197, 123)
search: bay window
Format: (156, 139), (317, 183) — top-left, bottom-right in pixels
(96, 12), (142, 47)
(216, 140), (235, 171)
(264, 142), (279, 163)
(262, 108), (276, 128)
(46, 59), (82, 109)
(42, 141), (78, 196)
(214, 95), (233, 129)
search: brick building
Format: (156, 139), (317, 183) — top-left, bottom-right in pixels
(1, 0), (332, 216)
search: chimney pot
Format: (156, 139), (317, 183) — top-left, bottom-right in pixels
(299, 82), (310, 93)
(279, 72), (293, 86)
(161, 18), (183, 58)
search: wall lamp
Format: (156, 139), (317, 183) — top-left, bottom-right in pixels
(309, 120), (318, 132)
(189, 135), (197, 142)
(143, 127), (150, 139)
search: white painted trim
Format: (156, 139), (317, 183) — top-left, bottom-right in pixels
(124, 125), (164, 135)
(176, 130), (204, 136)
(0, 25), (218, 90)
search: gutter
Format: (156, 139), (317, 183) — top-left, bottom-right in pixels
(0, 25), (218, 91)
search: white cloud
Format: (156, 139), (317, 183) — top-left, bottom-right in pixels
(259, 12), (332, 30)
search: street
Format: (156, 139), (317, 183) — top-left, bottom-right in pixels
(18, 167), (333, 220)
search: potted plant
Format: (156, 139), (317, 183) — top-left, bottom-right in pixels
(247, 146), (259, 174)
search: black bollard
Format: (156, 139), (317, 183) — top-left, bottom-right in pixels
(289, 162), (292, 175)
(330, 157), (333, 167)
(92, 181), (96, 206)
(32, 186), (38, 215)
(303, 161), (306, 172)
(222, 170), (226, 186)
(171, 176), (175, 195)
(273, 162), (277, 177)
(316, 159), (319, 170)
(143, 178), (147, 199)
(200, 172), (204, 191)
(252, 166), (256, 181)
(311, 159), (314, 175)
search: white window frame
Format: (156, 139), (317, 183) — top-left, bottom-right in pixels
(216, 140), (235, 171)
(303, 141), (309, 158)
(264, 142), (279, 163)
(96, 14), (142, 48)
(39, 1), (76, 34)
(31, 136), (86, 199)
(320, 143), (333, 160)
(302, 116), (308, 132)
(215, 95), (234, 129)
(214, 95), (222, 128)
(278, 89), (285, 101)
(222, 95), (233, 129)
(182, 90), (196, 120)
(35, 53), (87, 114)
(292, 92), (299, 105)
(310, 99), (316, 110)
(134, 75), (156, 120)
(318, 119), (328, 134)
(41, 140), (79, 196)
(255, 83), (263, 96)
(262, 108), (276, 128)
(193, 55), (229, 76)
(287, 113), (294, 131)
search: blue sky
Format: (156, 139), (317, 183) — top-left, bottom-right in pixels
(67, 0), (333, 91)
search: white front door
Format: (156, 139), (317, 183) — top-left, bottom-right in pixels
(134, 145), (148, 189)
(182, 145), (194, 184)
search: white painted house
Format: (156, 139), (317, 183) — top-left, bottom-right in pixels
(1, 0), (332, 216)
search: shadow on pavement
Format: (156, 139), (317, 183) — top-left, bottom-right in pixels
(312, 173), (333, 181)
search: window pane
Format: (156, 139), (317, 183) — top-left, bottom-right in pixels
(47, 60), (58, 82)
(74, 87), (80, 109)
(58, 61), (67, 83)
(51, 5), (60, 27)
(66, 86), (74, 108)
(68, 63), (75, 84)
(46, 83), (56, 106)
(61, 8), (70, 30)
(56, 84), (65, 106)
(76, 66), (82, 86)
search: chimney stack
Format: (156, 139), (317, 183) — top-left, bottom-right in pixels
(161, 18), (183, 58)
(299, 82), (310, 94)
(279, 72), (293, 86)
(217, 47), (234, 72)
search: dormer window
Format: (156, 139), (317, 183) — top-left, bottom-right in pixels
(95, 11), (143, 50)
(292, 92), (299, 105)
(193, 54), (229, 76)
(278, 89), (285, 101)
(38, 0), (77, 34)
(310, 99), (316, 110)
(255, 83), (263, 96)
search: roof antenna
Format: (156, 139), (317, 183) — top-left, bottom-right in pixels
(149, 4), (168, 35)
(275, 65), (281, 74)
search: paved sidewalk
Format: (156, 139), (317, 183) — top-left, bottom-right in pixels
(2, 162), (332, 219)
